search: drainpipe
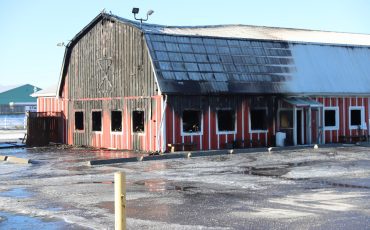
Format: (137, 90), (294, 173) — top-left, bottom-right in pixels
(157, 94), (168, 152)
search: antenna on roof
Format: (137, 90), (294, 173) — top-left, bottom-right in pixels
(132, 7), (154, 28)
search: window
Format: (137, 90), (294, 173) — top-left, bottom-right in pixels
(92, 111), (102, 131)
(279, 110), (293, 129)
(349, 106), (364, 129)
(217, 109), (235, 133)
(75, 111), (84, 131)
(111, 111), (122, 132)
(324, 107), (339, 130)
(132, 110), (144, 133)
(182, 110), (202, 133)
(250, 108), (267, 131)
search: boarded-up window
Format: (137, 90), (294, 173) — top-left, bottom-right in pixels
(250, 109), (267, 131)
(182, 110), (202, 133)
(75, 111), (84, 131)
(280, 110), (293, 129)
(111, 111), (122, 132)
(217, 109), (235, 132)
(92, 111), (102, 131)
(132, 111), (144, 133)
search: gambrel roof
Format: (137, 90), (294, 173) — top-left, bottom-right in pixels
(57, 13), (370, 96)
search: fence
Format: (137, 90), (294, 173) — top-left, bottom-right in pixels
(0, 115), (27, 130)
(26, 112), (64, 147)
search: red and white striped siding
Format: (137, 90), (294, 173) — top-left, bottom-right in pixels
(164, 99), (270, 152)
(315, 96), (370, 144)
(37, 95), (370, 151)
(83, 96), (162, 152)
(164, 96), (370, 150)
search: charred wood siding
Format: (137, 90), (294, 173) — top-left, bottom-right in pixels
(64, 18), (160, 151)
(67, 19), (157, 99)
(165, 95), (276, 151)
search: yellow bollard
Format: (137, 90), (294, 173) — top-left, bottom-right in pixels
(115, 172), (126, 230)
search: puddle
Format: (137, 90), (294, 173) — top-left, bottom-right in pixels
(1, 188), (32, 198)
(243, 165), (290, 177)
(96, 201), (114, 213)
(134, 179), (199, 193)
(75, 180), (114, 185)
(241, 160), (335, 177)
(311, 180), (370, 189)
(0, 211), (82, 229)
(209, 156), (231, 162)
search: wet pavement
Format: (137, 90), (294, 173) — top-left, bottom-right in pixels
(1, 145), (370, 229)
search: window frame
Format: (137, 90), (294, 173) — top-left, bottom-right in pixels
(74, 110), (85, 132)
(91, 110), (103, 133)
(216, 108), (237, 134)
(249, 107), (268, 133)
(323, 107), (339, 130)
(349, 106), (365, 130)
(132, 110), (145, 135)
(111, 110), (123, 133)
(181, 109), (203, 136)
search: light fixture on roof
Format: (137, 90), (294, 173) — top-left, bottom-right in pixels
(132, 7), (154, 27)
(57, 42), (66, 47)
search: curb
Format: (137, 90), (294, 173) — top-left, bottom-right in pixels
(87, 143), (348, 166)
(88, 148), (270, 166)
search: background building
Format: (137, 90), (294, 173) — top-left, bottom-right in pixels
(0, 84), (40, 129)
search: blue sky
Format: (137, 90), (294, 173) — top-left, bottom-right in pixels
(0, 0), (369, 89)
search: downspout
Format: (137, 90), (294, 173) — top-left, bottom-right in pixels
(157, 94), (168, 152)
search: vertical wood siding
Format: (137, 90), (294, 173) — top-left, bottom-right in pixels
(164, 95), (275, 151)
(57, 18), (161, 151)
(164, 95), (370, 151)
(315, 96), (370, 144)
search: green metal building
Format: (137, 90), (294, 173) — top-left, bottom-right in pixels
(0, 84), (41, 114)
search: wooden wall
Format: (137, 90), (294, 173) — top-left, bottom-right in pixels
(164, 95), (370, 151)
(165, 95), (276, 151)
(61, 17), (161, 151)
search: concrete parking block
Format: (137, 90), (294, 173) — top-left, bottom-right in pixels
(6, 156), (31, 164)
(0, 155), (7, 161)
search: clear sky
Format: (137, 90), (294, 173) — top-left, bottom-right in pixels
(0, 0), (369, 89)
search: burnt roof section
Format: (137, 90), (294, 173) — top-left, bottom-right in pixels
(145, 34), (293, 94)
(57, 13), (370, 96)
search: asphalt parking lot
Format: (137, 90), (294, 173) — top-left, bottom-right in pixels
(1, 145), (370, 229)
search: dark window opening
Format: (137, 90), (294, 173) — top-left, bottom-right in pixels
(92, 111), (102, 131)
(182, 110), (201, 133)
(111, 111), (122, 132)
(351, 109), (362, 126)
(251, 109), (267, 130)
(75, 111), (84, 131)
(325, 110), (336, 127)
(132, 111), (144, 133)
(217, 110), (235, 132)
(279, 110), (293, 128)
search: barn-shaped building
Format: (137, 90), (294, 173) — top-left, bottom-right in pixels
(35, 12), (370, 152)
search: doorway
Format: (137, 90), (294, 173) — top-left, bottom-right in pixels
(296, 110), (303, 145)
